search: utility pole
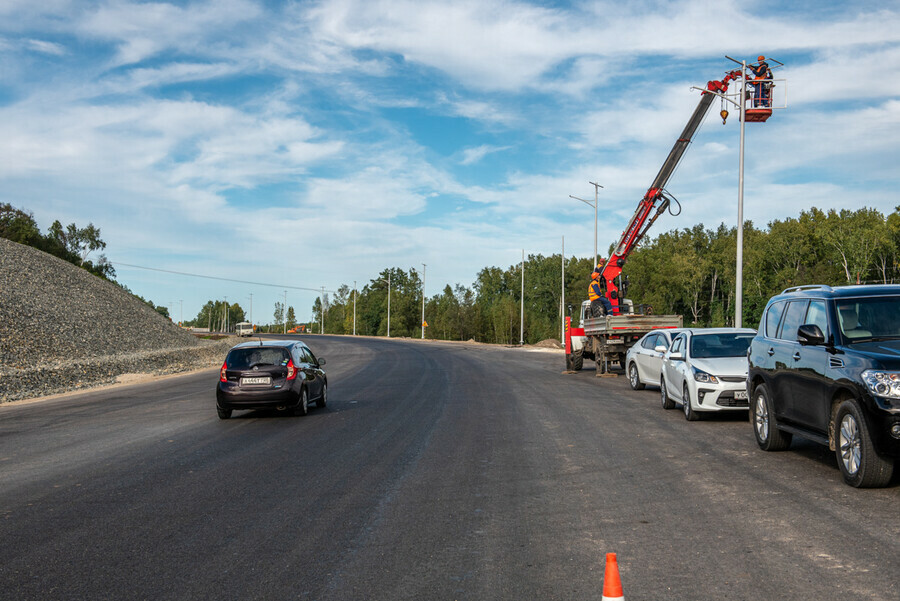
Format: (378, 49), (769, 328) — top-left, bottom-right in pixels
(249, 293), (253, 327)
(179, 299), (183, 327)
(353, 280), (357, 336)
(387, 271), (391, 337)
(569, 182), (603, 268)
(223, 296), (228, 333)
(561, 236), (565, 344)
(421, 263), (426, 339)
(736, 59), (747, 328)
(320, 286), (325, 334)
(283, 290), (287, 334)
(520, 249), (525, 346)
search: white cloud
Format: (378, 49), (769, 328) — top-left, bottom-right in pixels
(26, 39), (66, 55)
(460, 144), (511, 165)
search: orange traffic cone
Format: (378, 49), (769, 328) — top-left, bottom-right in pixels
(601, 552), (624, 600)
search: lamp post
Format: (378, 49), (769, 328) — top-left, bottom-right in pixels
(421, 263), (426, 339)
(378, 272), (391, 337)
(735, 59), (747, 328)
(569, 181), (603, 268)
(520, 249), (524, 346)
(353, 280), (357, 336)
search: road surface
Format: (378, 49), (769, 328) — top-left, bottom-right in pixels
(1, 335), (897, 600)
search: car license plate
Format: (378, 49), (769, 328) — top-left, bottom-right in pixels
(734, 390), (748, 400)
(241, 376), (271, 386)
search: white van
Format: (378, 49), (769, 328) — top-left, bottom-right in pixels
(236, 322), (254, 337)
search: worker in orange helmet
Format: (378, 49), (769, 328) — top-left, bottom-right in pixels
(748, 55), (772, 107)
(587, 264), (613, 318)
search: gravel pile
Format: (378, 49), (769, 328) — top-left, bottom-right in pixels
(0, 238), (233, 402)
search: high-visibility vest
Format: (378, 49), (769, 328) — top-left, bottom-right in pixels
(588, 281), (602, 301)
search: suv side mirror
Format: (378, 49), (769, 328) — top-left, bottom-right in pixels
(318, 357), (326, 366)
(654, 345), (668, 353)
(797, 324), (825, 346)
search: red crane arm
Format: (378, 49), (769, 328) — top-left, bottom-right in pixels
(599, 71), (742, 313)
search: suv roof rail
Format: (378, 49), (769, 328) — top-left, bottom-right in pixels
(781, 284), (833, 294)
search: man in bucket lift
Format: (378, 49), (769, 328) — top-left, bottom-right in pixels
(749, 56), (773, 107)
(588, 264), (613, 318)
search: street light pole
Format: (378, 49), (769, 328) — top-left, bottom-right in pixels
(320, 286), (324, 334)
(736, 60), (747, 328)
(248, 293), (253, 327)
(561, 236), (565, 344)
(520, 249), (525, 346)
(421, 263), (426, 339)
(387, 271), (391, 337)
(283, 290), (287, 334)
(353, 280), (357, 336)
(569, 181), (603, 267)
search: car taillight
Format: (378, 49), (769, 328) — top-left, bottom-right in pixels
(220, 361), (228, 383)
(286, 359), (297, 380)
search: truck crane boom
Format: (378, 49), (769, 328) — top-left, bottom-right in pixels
(599, 70), (742, 314)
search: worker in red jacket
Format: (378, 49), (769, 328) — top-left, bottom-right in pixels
(749, 56), (772, 107)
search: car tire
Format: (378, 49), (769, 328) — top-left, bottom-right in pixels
(572, 349), (584, 371)
(294, 388), (309, 416)
(683, 384), (700, 421)
(835, 399), (894, 488)
(217, 406), (232, 420)
(628, 362), (645, 390)
(752, 384), (791, 451)
(660, 377), (675, 410)
(317, 383), (328, 408)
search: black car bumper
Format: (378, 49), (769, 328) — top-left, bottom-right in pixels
(216, 382), (301, 410)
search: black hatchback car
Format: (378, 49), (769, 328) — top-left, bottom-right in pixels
(216, 340), (327, 419)
(748, 285), (900, 487)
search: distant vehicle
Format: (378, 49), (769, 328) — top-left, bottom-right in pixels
(216, 340), (327, 420)
(748, 285), (900, 487)
(236, 322), (253, 337)
(625, 328), (685, 390)
(660, 328), (756, 421)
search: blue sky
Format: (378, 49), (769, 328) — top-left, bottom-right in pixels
(2, 0), (898, 325)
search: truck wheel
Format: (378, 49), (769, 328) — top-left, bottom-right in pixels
(660, 378), (675, 410)
(628, 363), (645, 390)
(752, 384), (791, 451)
(835, 399), (894, 487)
(572, 350), (584, 371)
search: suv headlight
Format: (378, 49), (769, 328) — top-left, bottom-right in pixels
(861, 370), (900, 399)
(692, 366), (719, 384)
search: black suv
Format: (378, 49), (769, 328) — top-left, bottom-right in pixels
(748, 285), (900, 487)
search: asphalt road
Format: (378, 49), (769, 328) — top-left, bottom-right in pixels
(1, 335), (897, 600)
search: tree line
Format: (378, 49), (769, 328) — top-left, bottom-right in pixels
(6, 202), (896, 339)
(309, 206), (900, 343)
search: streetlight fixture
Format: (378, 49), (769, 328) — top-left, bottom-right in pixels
(520, 249), (525, 346)
(569, 181), (603, 268)
(378, 272), (392, 337)
(698, 55), (785, 327)
(421, 263), (426, 340)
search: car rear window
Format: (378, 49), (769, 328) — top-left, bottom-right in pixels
(691, 333), (755, 358)
(227, 347), (290, 369)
